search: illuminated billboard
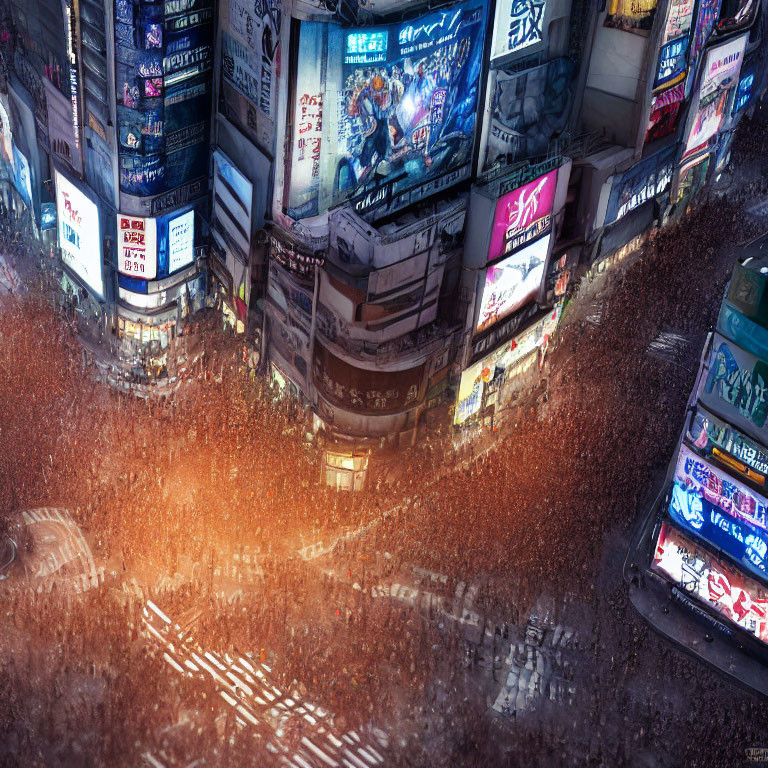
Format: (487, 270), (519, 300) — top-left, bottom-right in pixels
(668, 445), (768, 581)
(653, 0), (694, 89)
(733, 71), (755, 114)
(288, 0), (488, 221)
(491, 0), (545, 62)
(56, 171), (103, 298)
(488, 170), (557, 263)
(115, 0), (213, 198)
(696, 334), (768, 444)
(646, 83), (685, 143)
(687, 406), (768, 486)
(476, 234), (550, 335)
(118, 215), (157, 279)
(685, 35), (747, 153)
(605, 146), (675, 225)
(604, 0), (658, 35)
(168, 210), (194, 273)
(653, 521), (768, 644)
(455, 303), (561, 424)
(11, 144), (31, 207)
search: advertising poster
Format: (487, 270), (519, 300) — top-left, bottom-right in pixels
(653, 521), (768, 644)
(488, 170), (557, 262)
(645, 83), (686, 143)
(688, 0), (723, 76)
(491, 0), (546, 62)
(455, 303), (561, 424)
(476, 233), (550, 335)
(168, 209), (194, 273)
(484, 58), (575, 170)
(118, 214), (157, 279)
(11, 144), (32, 207)
(685, 34), (747, 153)
(221, 0), (280, 149)
(41, 203), (56, 231)
(687, 405), (768, 485)
(604, 0), (658, 35)
(56, 171), (103, 298)
(605, 146), (675, 224)
(697, 333), (768, 443)
(675, 153), (710, 203)
(288, 0), (488, 221)
(674, 445), (768, 532)
(654, 0), (694, 89)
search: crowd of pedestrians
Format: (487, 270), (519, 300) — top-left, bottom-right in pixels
(3, 113), (768, 766)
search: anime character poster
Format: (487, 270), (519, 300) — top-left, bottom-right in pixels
(288, 0), (488, 221)
(488, 169), (557, 262)
(652, 521), (768, 644)
(476, 233), (550, 335)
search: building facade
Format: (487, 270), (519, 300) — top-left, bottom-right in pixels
(0, 0), (765, 478)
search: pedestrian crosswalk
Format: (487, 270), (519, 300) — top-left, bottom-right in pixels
(141, 601), (390, 768)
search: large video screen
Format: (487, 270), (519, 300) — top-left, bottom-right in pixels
(114, 0), (213, 197)
(288, 0), (488, 221)
(476, 233), (550, 335)
(652, 521), (768, 645)
(56, 171), (103, 298)
(668, 444), (768, 581)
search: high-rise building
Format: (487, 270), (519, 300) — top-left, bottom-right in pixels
(0, 0), (764, 480)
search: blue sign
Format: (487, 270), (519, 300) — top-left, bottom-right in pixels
(668, 480), (768, 583)
(40, 202), (56, 230)
(344, 31), (388, 64)
(605, 145), (676, 224)
(11, 143), (31, 207)
(734, 72), (755, 114)
(655, 35), (689, 89)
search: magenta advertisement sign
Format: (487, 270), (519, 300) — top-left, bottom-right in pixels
(488, 170), (557, 263)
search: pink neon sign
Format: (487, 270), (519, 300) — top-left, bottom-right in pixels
(488, 170), (557, 263)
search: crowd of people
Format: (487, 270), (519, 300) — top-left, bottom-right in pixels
(3, 112), (768, 766)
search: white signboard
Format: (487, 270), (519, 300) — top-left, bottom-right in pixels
(491, 0), (546, 62)
(118, 214), (157, 279)
(168, 210), (194, 273)
(686, 34), (747, 152)
(56, 170), (103, 297)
